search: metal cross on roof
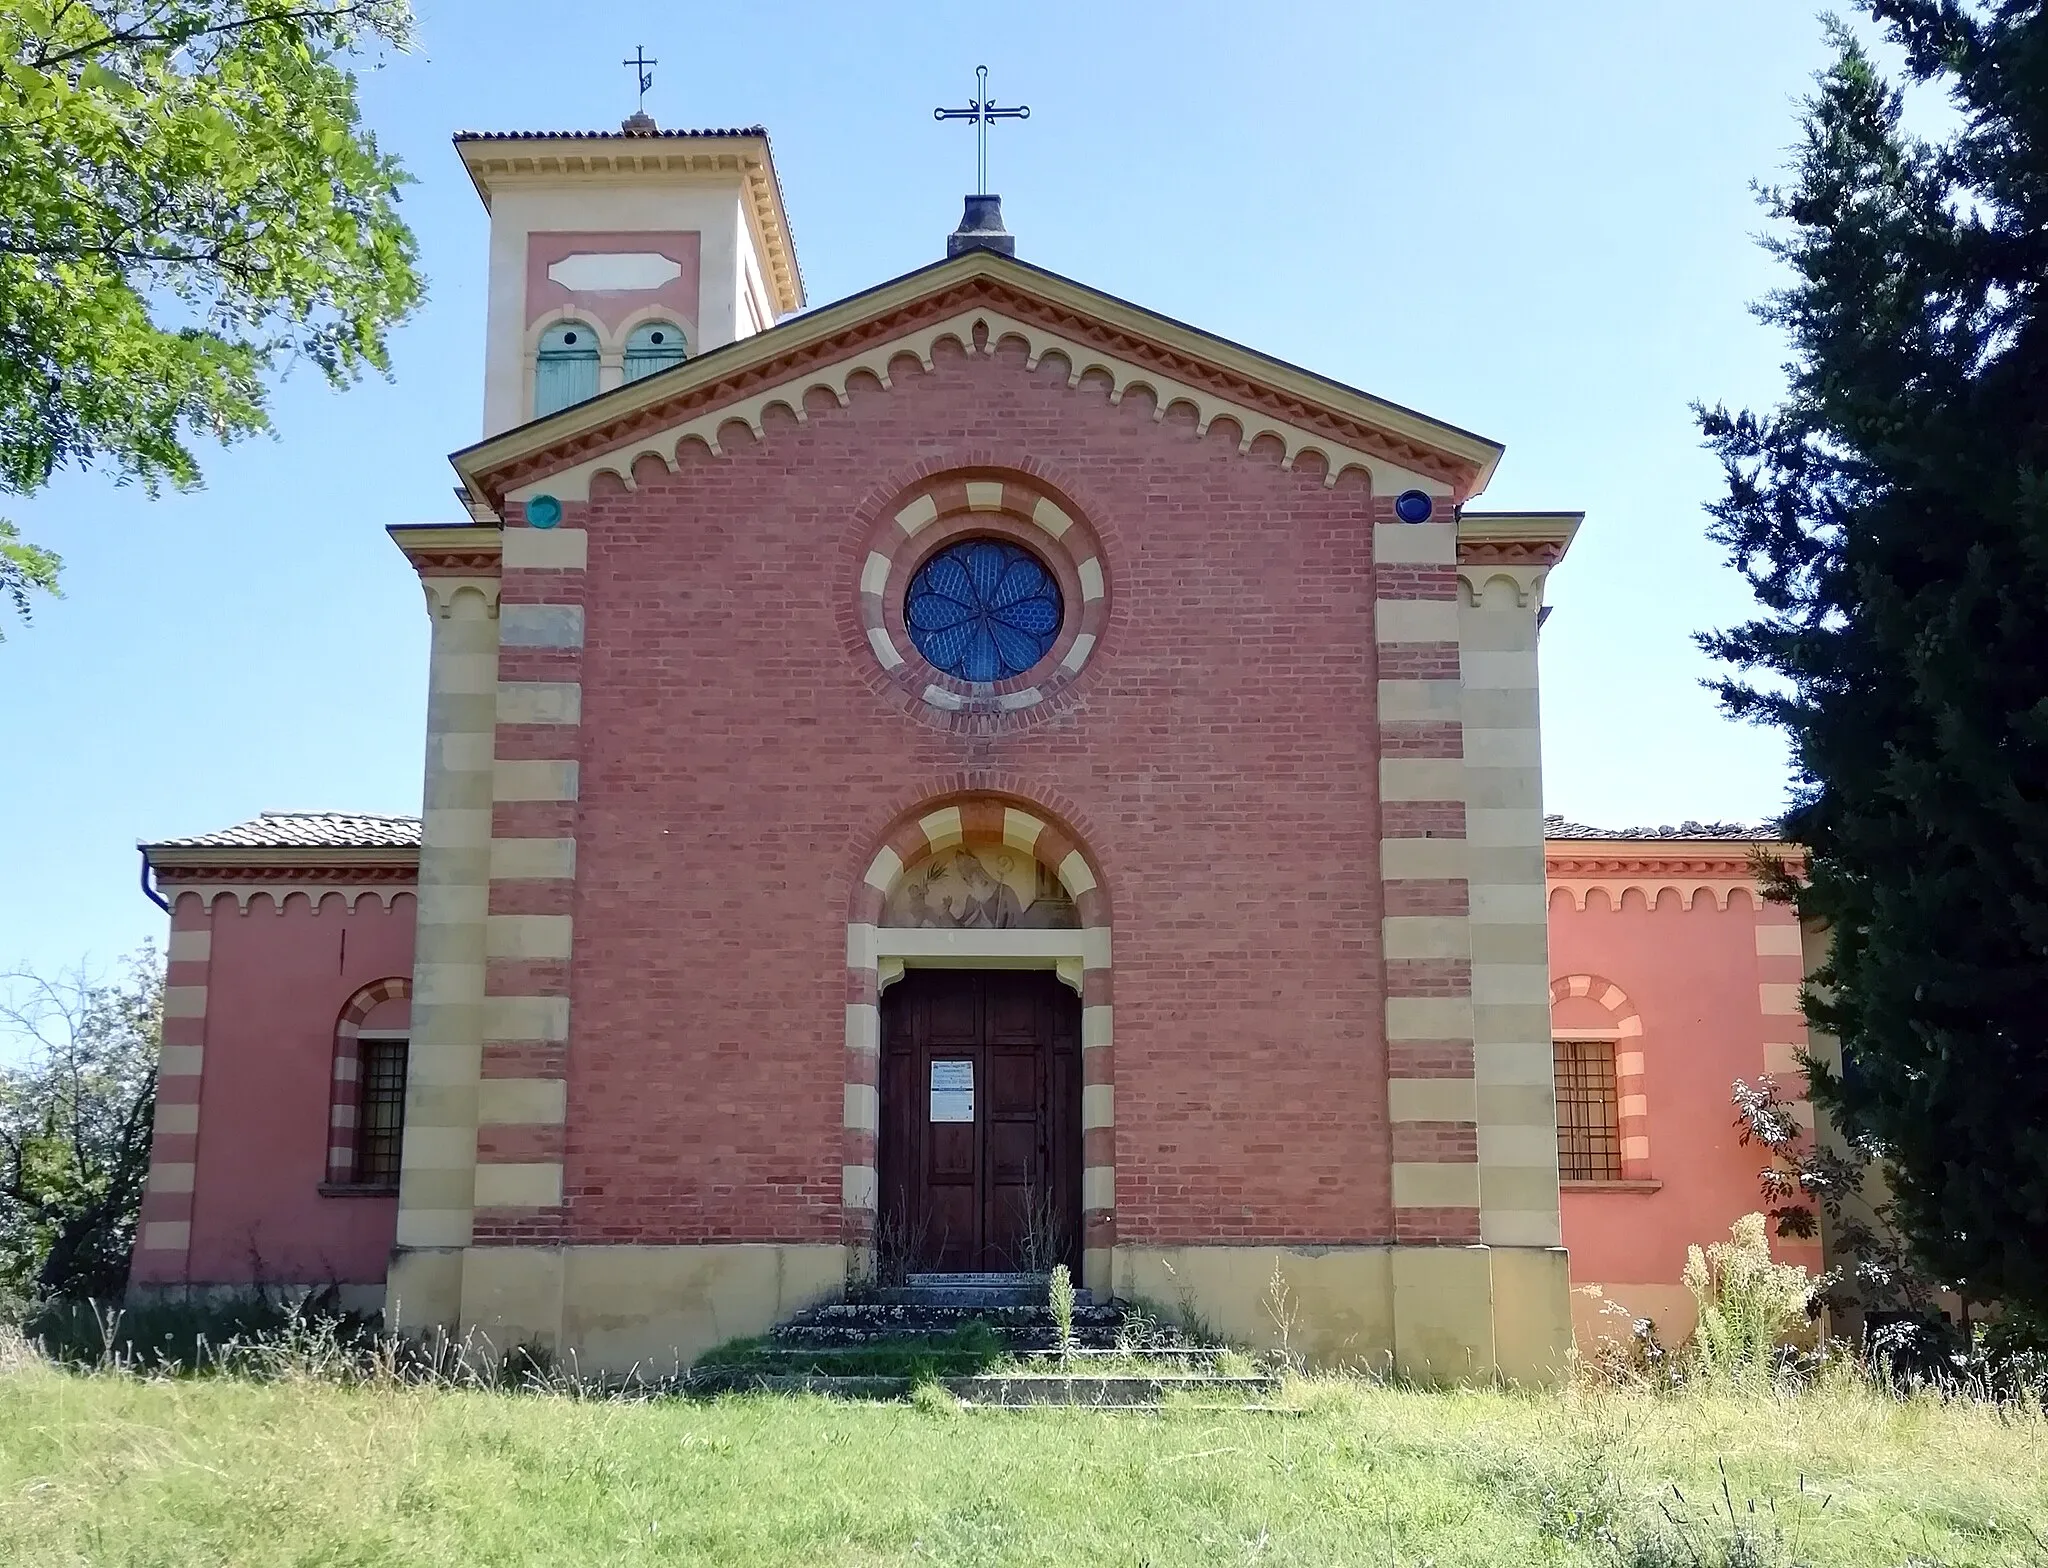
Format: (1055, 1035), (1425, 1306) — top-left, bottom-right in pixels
(623, 45), (657, 112)
(933, 65), (1029, 196)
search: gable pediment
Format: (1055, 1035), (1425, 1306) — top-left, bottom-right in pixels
(450, 250), (1504, 511)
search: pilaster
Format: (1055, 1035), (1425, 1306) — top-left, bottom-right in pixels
(386, 526), (503, 1331)
(1373, 506), (1480, 1246)
(129, 898), (214, 1285)
(1456, 513), (1576, 1253)
(474, 513), (587, 1249)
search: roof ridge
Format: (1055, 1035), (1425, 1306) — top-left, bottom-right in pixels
(257, 808), (420, 818)
(452, 126), (768, 140)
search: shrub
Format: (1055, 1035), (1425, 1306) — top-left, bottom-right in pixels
(1683, 1213), (1815, 1381)
(1047, 1263), (1075, 1358)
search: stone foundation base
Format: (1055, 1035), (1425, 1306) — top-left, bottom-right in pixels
(1116, 1243), (1572, 1386)
(383, 1240), (1570, 1384)
(390, 1242), (846, 1375)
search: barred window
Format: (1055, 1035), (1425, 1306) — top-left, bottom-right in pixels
(354, 1037), (408, 1188)
(1553, 1038), (1621, 1181)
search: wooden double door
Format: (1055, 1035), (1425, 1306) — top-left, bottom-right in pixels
(878, 969), (1082, 1275)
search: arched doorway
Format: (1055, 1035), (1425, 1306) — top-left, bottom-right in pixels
(846, 797), (1114, 1291)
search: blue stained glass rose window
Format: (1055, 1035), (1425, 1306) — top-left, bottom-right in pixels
(905, 539), (1064, 682)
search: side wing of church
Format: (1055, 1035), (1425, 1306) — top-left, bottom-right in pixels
(123, 122), (1813, 1379)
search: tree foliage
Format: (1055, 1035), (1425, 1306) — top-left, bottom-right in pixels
(1733, 1072), (1941, 1321)
(0, 949), (161, 1303)
(1699, 3), (2048, 1315)
(0, 0), (422, 631)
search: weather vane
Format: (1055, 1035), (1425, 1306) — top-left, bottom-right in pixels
(623, 45), (657, 115)
(934, 65), (1029, 196)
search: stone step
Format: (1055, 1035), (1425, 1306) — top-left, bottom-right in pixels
(720, 1343), (1230, 1370)
(890, 1271), (1092, 1309)
(684, 1369), (1279, 1406)
(905, 1272), (1046, 1288)
(771, 1299), (1139, 1352)
(952, 1374), (1277, 1407)
(775, 1311), (1119, 1333)
(775, 1327), (1130, 1352)
(889, 1287), (1054, 1308)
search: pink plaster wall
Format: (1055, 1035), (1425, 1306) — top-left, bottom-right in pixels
(525, 230), (701, 335)
(1549, 880), (1823, 1345)
(163, 890), (414, 1289)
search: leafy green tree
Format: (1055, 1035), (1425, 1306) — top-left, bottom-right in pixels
(1699, 4), (2048, 1316)
(0, 0), (422, 632)
(0, 949), (161, 1303)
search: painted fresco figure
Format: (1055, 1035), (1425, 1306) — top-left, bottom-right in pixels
(952, 850), (1027, 928)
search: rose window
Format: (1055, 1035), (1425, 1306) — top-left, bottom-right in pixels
(904, 539), (1063, 682)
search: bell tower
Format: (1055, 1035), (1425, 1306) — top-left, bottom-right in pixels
(455, 121), (804, 440)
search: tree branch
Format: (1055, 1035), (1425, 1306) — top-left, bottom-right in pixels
(28, 2), (389, 71)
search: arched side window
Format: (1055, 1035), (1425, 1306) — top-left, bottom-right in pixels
(1552, 1037), (1622, 1181)
(1549, 973), (1649, 1182)
(535, 320), (600, 416)
(623, 320), (686, 382)
(326, 978), (411, 1190)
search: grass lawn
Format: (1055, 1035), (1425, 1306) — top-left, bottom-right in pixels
(3, 1356), (2045, 1566)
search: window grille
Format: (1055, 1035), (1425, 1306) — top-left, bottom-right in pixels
(1553, 1037), (1621, 1181)
(904, 538), (1063, 681)
(355, 1038), (408, 1188)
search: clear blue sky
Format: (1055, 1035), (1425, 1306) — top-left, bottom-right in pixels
(0, 0), (1839, 984)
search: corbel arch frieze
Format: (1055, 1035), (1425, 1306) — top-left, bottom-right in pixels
(420, 575), (502, 621)
(1457, 565), (1549, 611)
(502, 307), (1450, 507)
(162, 883), (419, 915)
(1546, 879), (1758, 913)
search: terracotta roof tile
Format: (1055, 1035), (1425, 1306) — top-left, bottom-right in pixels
(157, 810), (1783, 851)
(148, 811), (422, 850)
(453, 126), (767, 141)
(1544, 814), (1781, 841)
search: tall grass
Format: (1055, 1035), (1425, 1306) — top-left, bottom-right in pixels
(4, 1344), (2045, 1566)
(7, 1275), (2047, 1564)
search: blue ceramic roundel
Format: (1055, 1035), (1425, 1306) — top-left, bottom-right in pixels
(526, 494), (563, 530)
(905, 539), (1063, 682)
(1394, 489), (1435, 524)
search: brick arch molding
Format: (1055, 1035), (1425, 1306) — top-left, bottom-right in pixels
(848, 467), (1112, 733)
(326, 976), (412, 1185)
(833, 446), (1133, 735)
(842, 789), (1114, 1293)
(1550, 972), (1651, 1180)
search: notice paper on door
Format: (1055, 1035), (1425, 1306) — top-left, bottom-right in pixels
(930, 1059), (974, 1123)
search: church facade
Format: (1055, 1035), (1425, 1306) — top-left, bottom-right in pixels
(126, 124), (1816, 1379)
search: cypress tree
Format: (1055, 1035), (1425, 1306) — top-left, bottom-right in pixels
(1699, 2), (2048, 1316)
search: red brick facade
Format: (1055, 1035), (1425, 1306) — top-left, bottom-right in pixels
(510, 335), (1402, 1249)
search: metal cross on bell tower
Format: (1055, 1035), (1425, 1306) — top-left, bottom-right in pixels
(934, 65), (1030, 197)
(621, 45), (658, 132)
